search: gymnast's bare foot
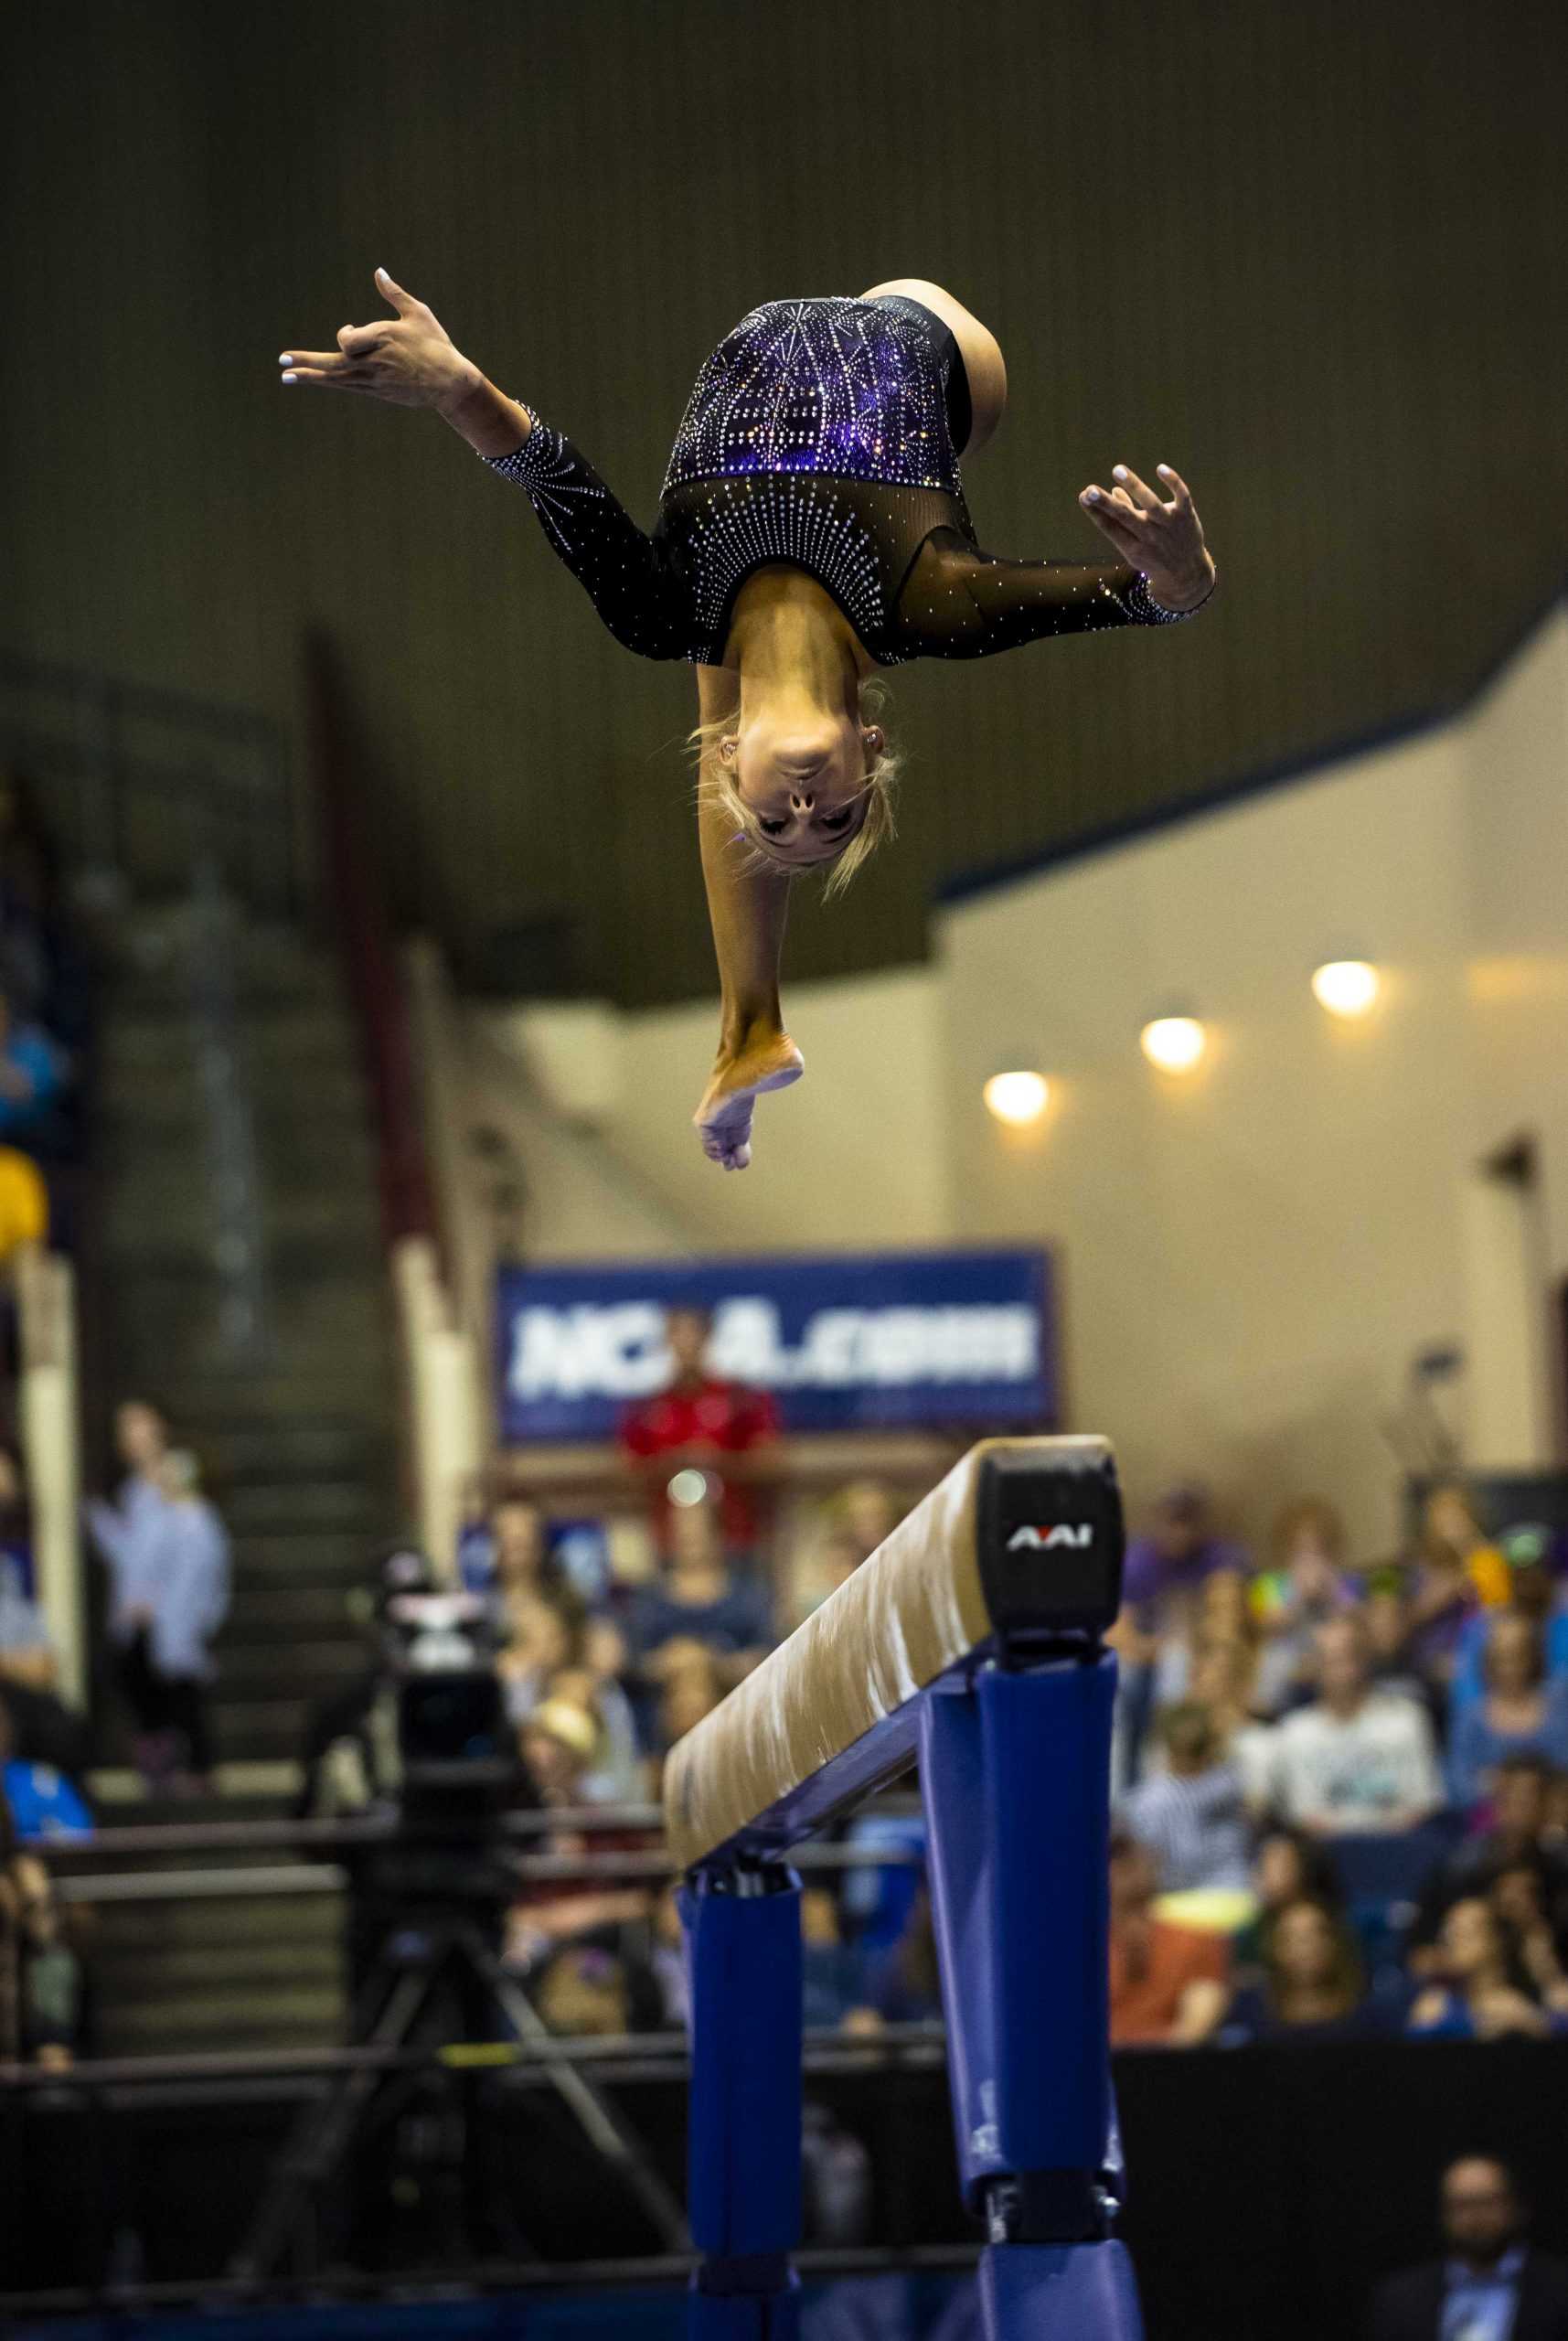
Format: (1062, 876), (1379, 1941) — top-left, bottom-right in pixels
(694, 1028), (804, 1171)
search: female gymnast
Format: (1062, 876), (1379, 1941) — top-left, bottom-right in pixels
(281, 270), (1217, 1170)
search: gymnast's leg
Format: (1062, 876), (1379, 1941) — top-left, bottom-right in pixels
(691, 723), (804, 1174)
(859, 277), (1008, 460)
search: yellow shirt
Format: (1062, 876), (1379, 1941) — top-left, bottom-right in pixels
(0, 1146), (48, 1263)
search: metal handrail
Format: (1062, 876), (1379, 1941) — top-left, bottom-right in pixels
(0, 2021), (947, 2096)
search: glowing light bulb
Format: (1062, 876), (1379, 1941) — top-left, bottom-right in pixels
(1311, 959), (1381, 1018)
(1140, 1016), (1207, 1074)
(983, 1070), (1050, 1127)
(667, 1469), (711, 1509)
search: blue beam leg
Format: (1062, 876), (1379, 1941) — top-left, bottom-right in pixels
(682, 1864), (804, 2341)
(922, 1655), (1145, 2341)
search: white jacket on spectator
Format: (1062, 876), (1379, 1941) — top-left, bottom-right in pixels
(1264, 1690), (1444, 1833)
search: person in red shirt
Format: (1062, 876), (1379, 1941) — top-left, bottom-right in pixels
(618, 1305), (783, 1557)
(1107, 1829), (1230, 2047)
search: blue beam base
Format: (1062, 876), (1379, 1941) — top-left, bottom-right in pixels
(688, 2275), (802, 2339)
(979, 2241), (1145, 2339)
(683, 1865), (803, 2337)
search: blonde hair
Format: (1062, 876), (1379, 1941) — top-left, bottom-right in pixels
(688, 680), (900, 900)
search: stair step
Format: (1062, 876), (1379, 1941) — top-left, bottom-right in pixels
(213, 1642), (371, 1695)
(196, 1425), (399, 1484)
(95, 1892), (343, 1954)
(100, 1937), (344, 2000)
(221, 1480), (394, 1533)
(224, 1586), (361, 1634)
(212, 1697), (324, 1759)
(96, 1985), (346, 2055)
(223, 1531), (394, 1584)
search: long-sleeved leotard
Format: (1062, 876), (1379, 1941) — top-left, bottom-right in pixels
(481, 294), (1211, 667)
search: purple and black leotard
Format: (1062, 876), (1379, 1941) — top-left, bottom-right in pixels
(483, 293), (1211, 666)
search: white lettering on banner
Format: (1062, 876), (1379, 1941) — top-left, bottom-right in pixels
(508, 1302), (668, 1403)
(507, 1294), (1041, 1405)
(1006, 1524), (1093, 1552)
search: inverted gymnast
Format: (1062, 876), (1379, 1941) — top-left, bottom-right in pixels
(281, 271), (1217, 1169)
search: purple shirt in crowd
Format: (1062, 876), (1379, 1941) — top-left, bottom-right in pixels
(1121, 1534), (1251, 1623)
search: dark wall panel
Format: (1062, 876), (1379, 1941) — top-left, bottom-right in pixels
(2, 0), (1564, 1004)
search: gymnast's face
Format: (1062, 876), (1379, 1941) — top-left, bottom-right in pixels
(722, 712), (880, 866)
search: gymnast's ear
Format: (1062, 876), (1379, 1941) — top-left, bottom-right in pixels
(718, 734), (739, 764)
(861, 723), (884, 760)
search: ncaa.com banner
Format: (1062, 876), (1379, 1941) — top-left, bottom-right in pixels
(496, 1249), (1055, 1441)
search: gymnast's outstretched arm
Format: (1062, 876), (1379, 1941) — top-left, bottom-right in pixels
(895, 461), (1217, 657)
(280, 267), (691, 657)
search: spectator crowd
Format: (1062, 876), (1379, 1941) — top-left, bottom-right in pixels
(299, 1301), (1568, 2078)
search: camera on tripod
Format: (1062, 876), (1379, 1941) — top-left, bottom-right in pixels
(374, 1547), (518, 1904)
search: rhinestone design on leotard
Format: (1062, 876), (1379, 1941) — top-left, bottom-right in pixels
(661, 296), (965, 499)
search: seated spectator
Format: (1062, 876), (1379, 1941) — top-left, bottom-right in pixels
(1407, 1756), (1568, 1972)
(787, 1480), (904, 1626)
(1488, 1857), (1568, 2013)
(0, 985), (68, 1149)
(1115, 1485), (1249, 1787)
(798, 1886), (869, 2029)
(496, 1588), (586, 1726)
(0, 1447), (89, 1782)
(1151, 1566), (1259, 1708)
(1447, 1613), (1568, 1813)
(846, 1886), (944, 2031)
(1182, 1632), (1277, 1808)
(540, 1649), (645, 1804)
(618, 1303), (782, 1562)
(1452, 1525), (1568, 1715)
(1264, 1612), (1444, 1835)
(626, 1499), (775, 1688)
(1222, 1896), (1373, 2044)
(88, 1446), (229, 1792)
(0, 1783), (83, 2065)
(505, 1703), (653, 1976)
(1106, 1829), (1229, 2047)
(0, 1692), (91, 1841)
(1230, 1823), (1345, 1972)
(646, 1644), (728, 1795)
(1249, 1497), (1361, 1715)
(1403, 1483), (1510, 1693)
(1368, 2155), (1568, 2341)
(1119, 1702), (1253, 1893)
(1406, 1897), (1560, 2041)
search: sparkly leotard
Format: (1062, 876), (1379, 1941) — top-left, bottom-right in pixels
(483, 294), (1210, 666)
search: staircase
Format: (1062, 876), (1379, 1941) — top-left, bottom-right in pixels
(93, 897), (405, 1769)
(84, 896), (407, 2054)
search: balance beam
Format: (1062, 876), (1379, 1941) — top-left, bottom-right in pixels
(665, 1435), (1124, 1873)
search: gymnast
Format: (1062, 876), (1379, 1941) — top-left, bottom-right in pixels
(280, 270), (1217, 1169)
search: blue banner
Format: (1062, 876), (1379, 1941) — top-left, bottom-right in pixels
(496, 1248), (1054, 1441)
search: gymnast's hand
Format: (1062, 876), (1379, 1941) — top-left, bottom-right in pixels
(279, 267), (477, 414)
(1078, 462), (1216, 612)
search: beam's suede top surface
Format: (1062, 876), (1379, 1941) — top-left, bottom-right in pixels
(664, 1436), (1110, 1870)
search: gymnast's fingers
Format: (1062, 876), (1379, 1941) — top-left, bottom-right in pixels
(336, 322), (384, 356)
(1156, 463), (1194, 511)
(1112, 464), (1162, 513)
(374, 264), (423, 316)
(1080, 487), (1141, 540)
(279, 348), (354, 373)
(279, 359), (373, 390)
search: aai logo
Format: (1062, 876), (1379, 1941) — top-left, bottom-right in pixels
(1006, 1523), (1093, 1552)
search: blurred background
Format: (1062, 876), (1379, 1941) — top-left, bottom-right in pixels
(1, 2), (1566, 2336)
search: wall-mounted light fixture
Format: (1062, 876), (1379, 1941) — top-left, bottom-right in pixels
(983, 1069), (1051, 1128)
(1311, 958), (1381, 1019)
(1139, 1014), (1207, 1074)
